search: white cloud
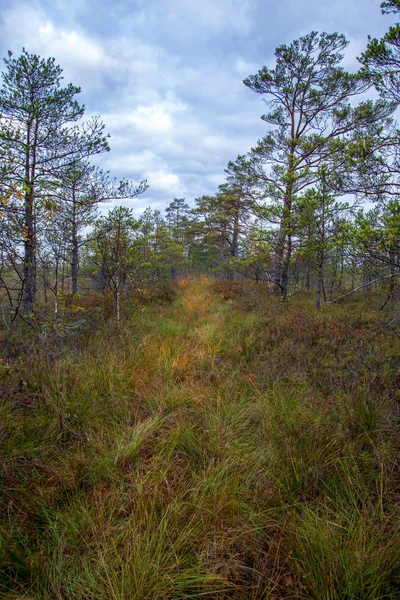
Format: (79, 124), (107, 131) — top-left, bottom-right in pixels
(101, 150), (163, 175)
(164, 0), (257, 35)
(145, 169), (184, 194)
(1, 4), (114, 95)
(128, 102), (187, 133)
(3, 6), (97, 65)
(37, 22), (106, 69)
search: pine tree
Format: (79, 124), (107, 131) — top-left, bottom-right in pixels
(0, 49), (110, 314)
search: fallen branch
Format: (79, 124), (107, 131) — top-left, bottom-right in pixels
(327, 272), (400, 304)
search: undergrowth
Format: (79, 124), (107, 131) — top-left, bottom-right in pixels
(1, 278), (399, 599)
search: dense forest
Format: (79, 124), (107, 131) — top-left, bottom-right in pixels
(0, 1), (399, 599)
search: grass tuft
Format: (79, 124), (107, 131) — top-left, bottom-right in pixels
(1, 278), (399, 598)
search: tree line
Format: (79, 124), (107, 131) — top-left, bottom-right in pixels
(1, 0), (399, 327)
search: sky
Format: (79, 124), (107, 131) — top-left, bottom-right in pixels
(0, 0), (394, 216)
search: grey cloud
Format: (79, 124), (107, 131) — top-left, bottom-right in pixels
(0, 0), (396, 214)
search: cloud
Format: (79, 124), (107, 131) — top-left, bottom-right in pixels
(0, 0), (394, 218)
(146, 169), (183, 193)
(37, 22), (106, 69)
(162, 0), (257, 36)
(234, 57), (263, 76)
(128, 102), (187, 133)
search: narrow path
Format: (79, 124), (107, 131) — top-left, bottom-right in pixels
(3, 278), (399, 600)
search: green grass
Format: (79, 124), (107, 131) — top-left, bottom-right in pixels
(0, 279), (399, 599)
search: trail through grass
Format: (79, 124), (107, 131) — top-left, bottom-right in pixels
(1, 279), (399, 599)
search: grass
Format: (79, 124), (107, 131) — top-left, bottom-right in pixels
(0, 278), (399, 599)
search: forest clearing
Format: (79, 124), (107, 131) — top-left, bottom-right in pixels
(1, 278), (399, 599)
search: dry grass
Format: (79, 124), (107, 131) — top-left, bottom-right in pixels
(0, 278), (399, 599)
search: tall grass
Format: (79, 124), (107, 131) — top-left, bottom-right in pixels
(0, 279), (399, 598)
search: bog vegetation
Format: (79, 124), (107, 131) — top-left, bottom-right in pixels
(1, 1), (400, 599)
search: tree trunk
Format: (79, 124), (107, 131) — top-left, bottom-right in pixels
(22, 122), (37, 316)
(230, 205), (240, 259)
(23, 192), (36, 315)
(315, 255), (324, 309)
(272, 229), (285, 292)
(61, 259), (66, 294)
(71, 232), (79, 295)
(305, 268), (310, 291)
(380, 255), (397, 310)
(275, 146), (295, 298)
(116, 274), (120, 323)
(43, 264), (48, 304)
(71, 195), (79, 295)
(280, 232), (292, 301)
(315, 182), (326, 309)
(54, 258), (59, 319)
